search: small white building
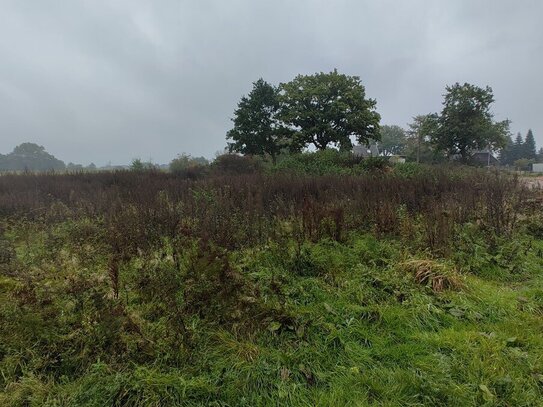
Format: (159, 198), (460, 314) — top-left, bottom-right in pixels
(533, 163), (543, 173)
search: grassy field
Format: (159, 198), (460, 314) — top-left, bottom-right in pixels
(0, 165), (542, 406)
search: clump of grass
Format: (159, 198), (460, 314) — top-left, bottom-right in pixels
(400, 259), (464, 293)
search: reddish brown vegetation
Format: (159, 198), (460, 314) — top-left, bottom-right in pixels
(0, 169), (526, 256)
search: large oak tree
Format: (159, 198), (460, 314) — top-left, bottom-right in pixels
(278, 70), (380, 151)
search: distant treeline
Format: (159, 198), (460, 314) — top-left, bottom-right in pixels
(0, 143), (65, 172)
(0, 143), (100, 172)
(226, 70), (542, 168)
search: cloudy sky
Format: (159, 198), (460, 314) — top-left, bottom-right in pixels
(1, 0), (541, 165)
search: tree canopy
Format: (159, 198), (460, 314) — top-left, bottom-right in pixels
(524, 129), (537, 160)
(499, 130), (538, 165)
(226, 71), (381, 159)
(225, 76), (528, 168)
(432, 83), (509, 161)
(406, 114), (440, 163)
(169, 153), (209, 174)
(0, 143), (65, 171)
(378, 125), (407, 156)
(226, 79), (288, 163)
(279, 70), (380, 151)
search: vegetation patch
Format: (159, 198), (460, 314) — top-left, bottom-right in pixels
(400, 259), (464, 293)
(0, 168), (542, 406)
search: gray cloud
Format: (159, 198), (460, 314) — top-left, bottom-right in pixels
(0, 0), (541, 165)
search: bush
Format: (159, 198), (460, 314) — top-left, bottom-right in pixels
(358, 156), (391, 172)
(211, 154), (263, 175)
(393, 162), (426, 178)
(525, 213), (543, 239)
(169, 154), (209, 178)
(514, 158), (535, 171)
(275, 149), (361, 175)
(130, 158), (159, 172)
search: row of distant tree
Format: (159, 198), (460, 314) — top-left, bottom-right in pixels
(499, 130), (541, 166)
(373, 125), (541, 167)
(0, 142), (104, 172)
(0, 142), (100, 172)
(226, 70), (538, 166)
(0, 143), (67, 171)
(0, 142), (212, 173)
(0, 142), (211, 173)
(2, 69), (539, 172)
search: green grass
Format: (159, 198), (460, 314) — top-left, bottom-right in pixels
(1, 228), (542, 406)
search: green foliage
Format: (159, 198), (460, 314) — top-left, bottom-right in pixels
(501, 130), (539, 165)
(2, 225), (542, 405)
(130, 158), (157, 172)
(279, 69), (381, 151)
(514, 158), (535, 171)
(379, 125), (407, 156)
(432, 83), (509, 162)
(524, 129), (537, 160)
(499, 133), (516, 165)
(406, 114), (442, 163)
(0, 143), (65, 172)
(392, 162), (427, 178)
(227, 79), (288, 163)
(450, 222), (536, 280)
(358, 156), (390, 172)
(0, 169), (542, 406)
(169, 154), (209, 178)
(274, 149), (361, 175)
(211, 153), (263, 174)
(524, 211), (543, 239)
(226, 71), (381, 158)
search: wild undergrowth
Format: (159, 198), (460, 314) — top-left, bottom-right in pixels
(0, 167), (542, 406)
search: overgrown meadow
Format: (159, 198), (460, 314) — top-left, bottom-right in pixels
(1, 161), (542, 406)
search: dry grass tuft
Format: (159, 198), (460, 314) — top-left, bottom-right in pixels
(400, 259), (464, 293)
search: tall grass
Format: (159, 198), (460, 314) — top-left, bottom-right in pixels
(0, 168), (527, 250)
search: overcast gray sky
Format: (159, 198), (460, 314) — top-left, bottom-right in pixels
(1, 0), (541, 165)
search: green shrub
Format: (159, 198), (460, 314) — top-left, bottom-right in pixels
(275, 149), (361, 175)
(169, 154), (209, 178)
(525, 212), (543, 239)
(211, 153), (263, 175)
(358, 156), (391, 172)
(393, 162), (426, 178)
(130, 158), (158, 172)
(513, 158), (535, 171)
